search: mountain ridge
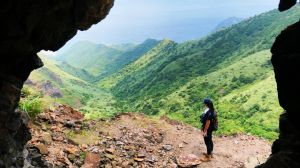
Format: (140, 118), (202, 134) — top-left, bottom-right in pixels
(209, 16), (244, 34)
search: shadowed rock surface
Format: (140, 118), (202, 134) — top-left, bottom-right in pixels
(261, 0), (300, 167)
(0, 0), (114, 167)
(279, 0), (297, 11)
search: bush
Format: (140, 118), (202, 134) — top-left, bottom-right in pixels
(152, 109), (159, 115)
(21, 86), (31, 98)
(169, 102), (181, 113)
(19, 98), (43, 119)
(239, 74), (254, 84)
(232, 76), (238, 82)
(183, 111), (189, 118)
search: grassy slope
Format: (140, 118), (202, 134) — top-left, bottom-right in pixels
(98, 39), (174, 89)
(103, 6), (300, 103)
(102, 39), (162, 78)
(29, 54), (117, 119)
(33, 7), (300, 141)
(56, 61), (95, 83)
(108, 49), (281, 141)
(54, 39), (161, 78)
(54, 40), (98, 62)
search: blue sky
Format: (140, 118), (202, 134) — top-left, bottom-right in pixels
(55, 0), (280, 54)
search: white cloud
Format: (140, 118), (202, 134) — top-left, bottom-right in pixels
(40, 50), (57, 56)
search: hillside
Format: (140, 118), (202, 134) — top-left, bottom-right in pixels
(98, 39), (175, 89)
(55, 40), (124, 76)
(53, 39), (161, 78)
(24, 6), (300, 143)
(108, 49), (281, 141)
(102, 6), (300, 103)
(27, 54), (117, 119)
(95, 6), (300, 141)
(25, 106), (271, 167)
(209, 17), (244, 34)
(56, 61), (95, 83)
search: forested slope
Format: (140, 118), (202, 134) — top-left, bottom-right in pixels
(56, 61), (95, 83)
(97, 6), (300, 141)
(54, 39), (161, 78)
(28, 54), (117, 118)
(102, 6), (300, 103)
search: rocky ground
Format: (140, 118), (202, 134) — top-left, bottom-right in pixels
(23, 105), (271, 168)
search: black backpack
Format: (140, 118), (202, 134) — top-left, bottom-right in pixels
(210, 111), (218, 131)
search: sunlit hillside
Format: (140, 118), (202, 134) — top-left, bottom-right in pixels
(36, 6), (300, 142)
(28, 54), (117, 119)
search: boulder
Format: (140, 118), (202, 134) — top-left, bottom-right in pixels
(82, 153), (100, 168)
(42, 132), (53, 145)
(134, 158), (144, 162)
(163, 145), (172, 151)
(106, 148), (115, 154)
(68, 154), (76, 161)
(176, 154), (201, 167)
(137, 151), (146, 158)
(35, 143), (49, 155)
(105, 154), (115, 159)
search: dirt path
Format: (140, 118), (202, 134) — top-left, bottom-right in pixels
(98, 114), (271, 168)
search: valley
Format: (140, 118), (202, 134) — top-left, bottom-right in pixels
(25, 5), (300, 145)
(26, 54), (117, 119)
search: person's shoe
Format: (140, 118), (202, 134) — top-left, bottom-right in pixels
(203, 152), (213, 158)
(201, 155), (211, 162)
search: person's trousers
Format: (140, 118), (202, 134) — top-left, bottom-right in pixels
(204, 130), (213, 155)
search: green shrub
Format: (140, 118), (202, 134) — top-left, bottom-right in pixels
(183, 111), (189, 118)
(232, 76), (238, 82)
(21, 86), (31, 98)
(152, 109), (159, 115)
(80, 152), (87, 159)
(239, 74), (254, 84)
(19, 98), (43, 119)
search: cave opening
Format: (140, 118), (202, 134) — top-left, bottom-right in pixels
(1, 0), (300, 167)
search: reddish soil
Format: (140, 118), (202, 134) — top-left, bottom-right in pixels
(27, 108), (271, 168)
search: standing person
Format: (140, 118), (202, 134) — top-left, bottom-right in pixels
(201, 98), (215, 162)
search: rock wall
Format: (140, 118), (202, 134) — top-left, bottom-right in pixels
(261, 0), (300, 167)
(0, 0), (114, 167)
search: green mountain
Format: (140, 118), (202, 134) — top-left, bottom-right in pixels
(98, 39), (173, 89)
(56, 61), (95, 83)
(103, 38), (162, 77)
(27, 54), (117, 119)
(26, 6), (300, 142)
(101, 6), (300, 102)
(209, 17), (244, 34)
(97, 6), (300, 141)
(53, 39), (161, 78)
(55, 40), (123, 76)
(106, 43), (138, 51)
(152, 50), (280, 141)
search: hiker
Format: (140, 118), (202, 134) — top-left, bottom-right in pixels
(200, 98), (216, 162)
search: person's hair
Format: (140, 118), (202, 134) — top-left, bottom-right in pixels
(207, 101), (215, 112)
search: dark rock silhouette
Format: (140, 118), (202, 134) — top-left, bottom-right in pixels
(0, 0), (114, 166)
(0, 110), (31, 167)
(279, 0), (297, 12)
(261, 1), (300, 167)
(0, 0), (300, 167)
